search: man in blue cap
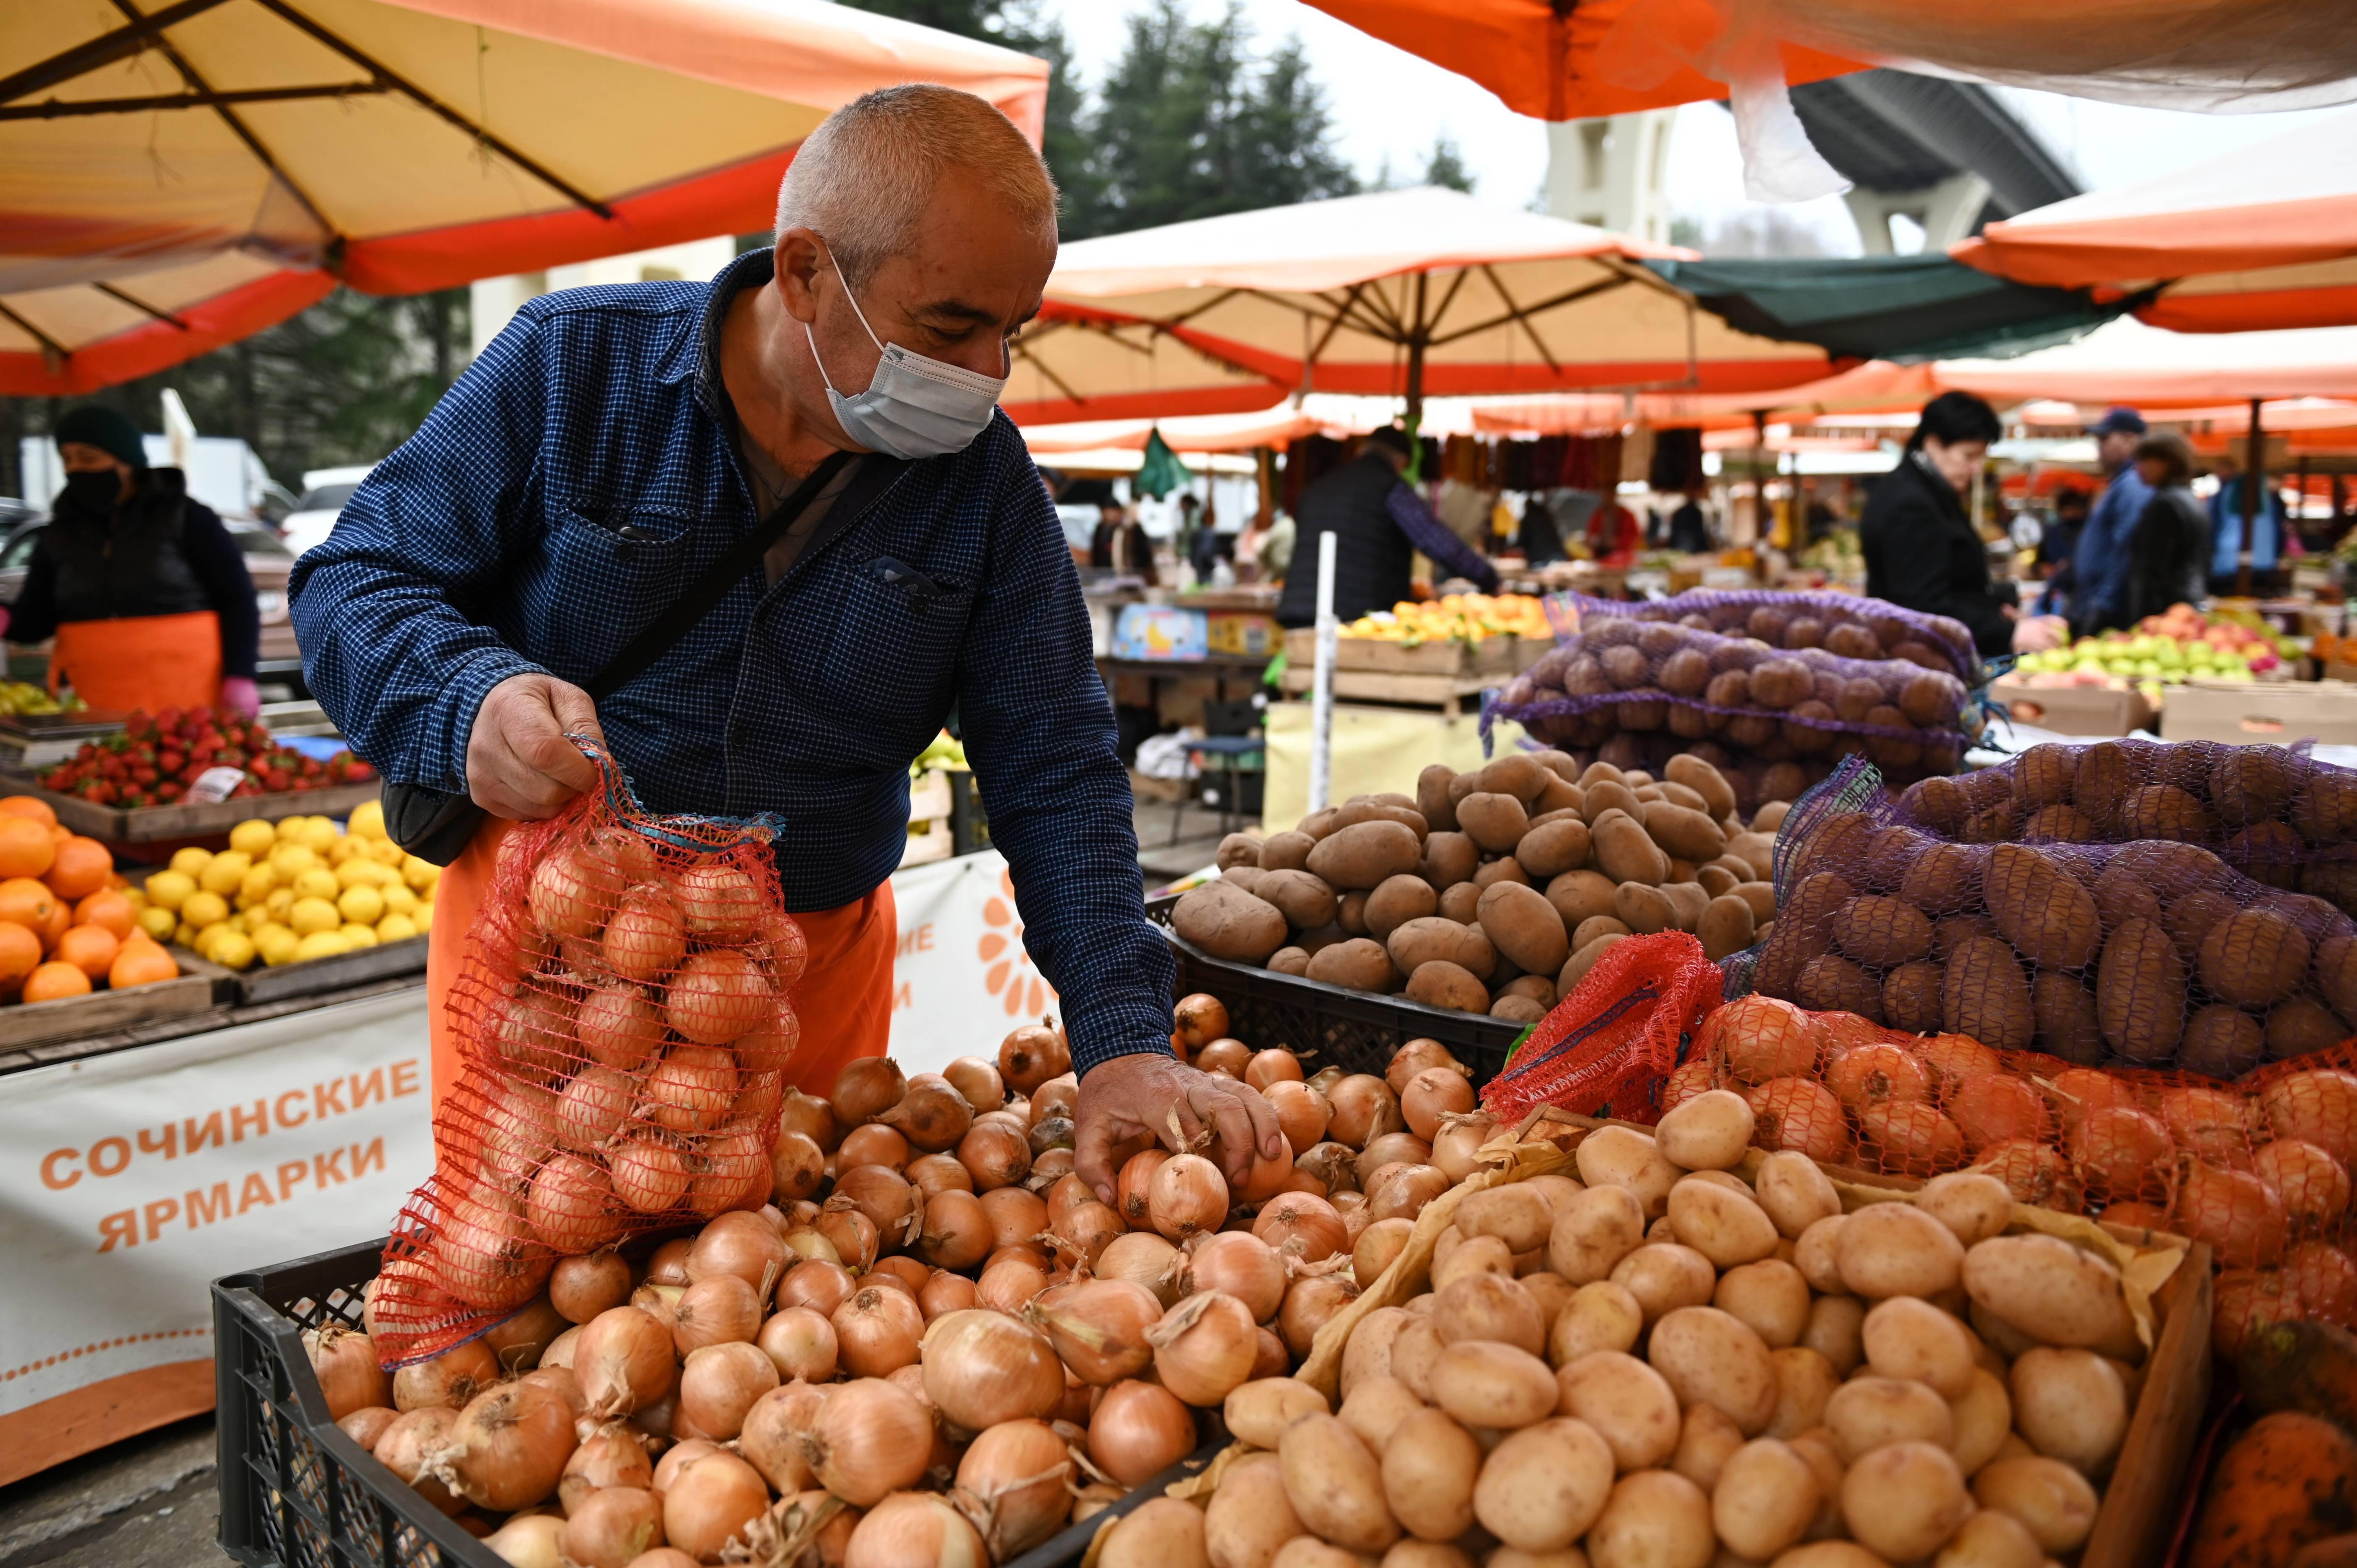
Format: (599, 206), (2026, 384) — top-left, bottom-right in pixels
(2068, 407), (2153, 634)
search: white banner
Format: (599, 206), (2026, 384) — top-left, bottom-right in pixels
(888, 850), (1060, 1080)
(0, 989), (433, 1423)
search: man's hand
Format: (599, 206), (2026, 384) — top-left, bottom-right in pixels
(1075, 1052), (1285, 1208)
(465, 673), (605, 819)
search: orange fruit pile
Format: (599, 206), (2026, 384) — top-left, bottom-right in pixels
(0, 795), (177, 1005)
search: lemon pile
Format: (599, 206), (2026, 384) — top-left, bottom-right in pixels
(134, 801), (438, 971)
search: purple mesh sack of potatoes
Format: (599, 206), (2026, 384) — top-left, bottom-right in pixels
(1746, 754), (2357, 1080)
(1542, 588), (1985, 687)
(1492, 612), (1975, 802)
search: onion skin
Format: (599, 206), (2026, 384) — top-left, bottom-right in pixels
(779, 1259), (857, 1320)
(439, 1378), (578, 1511)
(1174, 995), (1230, 1051)
(1182, 1232), (1288, 1323)
(919, 1190), (995, 1272)
(845, 1491), (988, 1568)
(336, 1406), (400, 1453)
(955, 1122), (1032, 1192)
(779, 1090), (842, 1152)
(574, 1306), (676, 1419)
(304, 1326), (389, 1420)
(375, 1408), (465, 1515)
(1094, 1231), (1182, 1307)
(834, 1286), (926, 1378)
(978, 1188), (1048, 1251)
(560, 1485), (664, 1568)
(661, 1448), (769, 1563)
(834, 1058), (907, 1125)
(799, 1378), (934, 1506)
(393, 1340), (499, 1413)
(944, 1056), (1006, 1113)
(999, 1022), (1070, 1097)
(560, 1424), (655, 1514)
(433, 1198), (555, 1312)
(920, 1309), (1066, 1432)
(1148, 1154), (1230, 1242)
(839, 1123), (911, 1172)
(646, 1238), (694, 1286)
(1245, 1049), (1304, 1091)
(1146, 1290), (1259, 1406)
(1116, 1149), (1171, 1229)
(1050, 1200), (1127, 1270)
(907, 1152), (975, 1200)
(738, 1382), (828, 1494)
(550, 1251), (633, 1325)
(1277, 1274), (1358, 1358)
(686, 1211), (788, 1295)
(953, 1419), (1074, 1560)
(525, 1153), (626, 1253)
(1026, 1279), (1163, 1385)
(1088, 1380), (1198, 1486)
(772, 1131), (827, 1204)
(830, 1165), (917, 1246)
(1251, 1327), (1290, 1381)
(976, 1256), (1051, 1315)
(919, 1271), (980, 1320)
(1326, 1076), (1404, 1149)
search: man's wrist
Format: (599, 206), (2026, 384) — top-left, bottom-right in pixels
(1073, 1035), (1179, 1080)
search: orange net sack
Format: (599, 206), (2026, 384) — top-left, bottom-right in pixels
(1671, 994), (2357, 1354)
(372, 741), (805, 1364)
(1479, 932), (1725, 1127)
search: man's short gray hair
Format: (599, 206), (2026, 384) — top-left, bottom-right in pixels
(776, 84), (1058, 289)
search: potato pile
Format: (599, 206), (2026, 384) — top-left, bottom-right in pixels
(311, 1025), (1494, 1568)
(1755, 785), (2357, 1076)
(1098, 1096), (2168, 1568)
(1172, 753), (1782, 1019)
(1900, 740), (2357, 921)
(1567, 588), (1984, 685)
(1496, 613), (1974, 804)
(1669, 995), (2357, 1354)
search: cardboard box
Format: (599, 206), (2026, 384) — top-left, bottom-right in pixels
(1205, 612), (1277, 659)
(1110, 603), (1208, 661)
(1988, 678), (2154, 738)
(2161, 678), (2357, 745)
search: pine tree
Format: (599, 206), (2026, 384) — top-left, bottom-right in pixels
(1423, 134), (1475, 193)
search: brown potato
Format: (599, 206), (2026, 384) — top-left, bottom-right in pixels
(1365, 874), (1439, 942)
(1519, 817), (1594, 879)
(1698, 894), (1758, 961)
(1278, 1415), (1399, 1553)
(1949, 1367), (2014, 1476)
(1755, 1151), (1841, 1239)
(1260, 830), (1315, 871)
(1173, 880), (1290, 961)
(1257, 868), (1339, 930)
(1270, 946), (1310, 976)
(1558, 934), (1624, 996)
(1217, 833), (1263, 869)
(1386, 916), (1497, 981)
(1307, 938), (1397, 993)
(1546, 869), (1621, 927)
(1644, 802), (1728, 864)
(1575, 1127), (1680, 1218)
(1593, 813), (1672, 885)
(1307, 820), (1425, 891)
(1655, 1089), (1756, 1171)
(1588, 1470), (1714, 1568)
(1474, 1419), (1616, 1552)
(1480, 882), (1572, 976)
(1438, 883), (1481, 923)
(1380, 1407), (1482, 1542)
(1574, 915), (1634, 950)
(1418, 831), (1478, 889)
(1459, 793), (1532, 855)
(1660, 881), (1710, 932)
(1615, 882), (1679, 936)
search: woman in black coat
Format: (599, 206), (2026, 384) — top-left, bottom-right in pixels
(1861, 391), (2017, 656)
(2116, 430), (2210, 628)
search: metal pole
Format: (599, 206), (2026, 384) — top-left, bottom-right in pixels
(1308, 529), (1339, 814)
(2243, 397), (2265, 597)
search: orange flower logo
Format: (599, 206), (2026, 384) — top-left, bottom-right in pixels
(978, 867), (1057, 1018)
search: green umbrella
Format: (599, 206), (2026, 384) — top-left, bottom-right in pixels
(1135, 428), (1190, 500)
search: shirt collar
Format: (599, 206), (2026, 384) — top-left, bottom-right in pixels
(678, 245), (779, 419)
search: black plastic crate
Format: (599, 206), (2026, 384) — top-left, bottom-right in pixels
(214, 1239), (496, 1568)
(1002, 1439), (1223, 1568)
(1146, 895), (1526, 1087)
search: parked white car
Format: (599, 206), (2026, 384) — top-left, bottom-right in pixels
(281, 463), (377, 557)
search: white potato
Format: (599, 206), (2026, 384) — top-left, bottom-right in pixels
(1755, 1151), (1843, 1240)
(1715, 1259), (1812, 1349)
(1551, 1186), (1649, 1284)
(1555, 1350), (1682, 1471)
(1713, 1439), (1821, 1561)
(1666, 1177), (1781, 1269)
(1767, 1346), (1840, 1439)
(2009, 1349), (2127, 1476)
(1610, 1243), (1718, 1327)
(1971, 1457), (2100, 1553)
(1914, 1173), (2013, 1246)
(1836, 1204), (1965, 1299)
(1947, 1368), (2013, 1476)
(1861, 1296), (1976, 1399)
(1823, 1375), (1954, 1462)
(1550, 1281), (1644, 1366)
(1649, 1306), (1777, 1436)
(1577, 1127), (1681, 1220)
(1655, 1090), (1757, 1171)
(1800, 1295), (1866, 1376)
(1588, 1468), (1716, 1568)
(1840, 1441), (1970, 1563)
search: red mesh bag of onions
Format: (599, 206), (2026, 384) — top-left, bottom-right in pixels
(372, 741), (806, 1365)
(1667, 990), (2357, 1357)
(1478, 932), (1724, 1127)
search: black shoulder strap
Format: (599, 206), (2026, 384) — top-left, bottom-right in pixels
(583, 449), (855, 701)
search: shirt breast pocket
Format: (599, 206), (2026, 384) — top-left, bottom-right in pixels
(800, 555), (974, 748)
(535, 505), (697, 670)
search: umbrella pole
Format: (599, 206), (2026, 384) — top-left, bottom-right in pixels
(1309, 530), (1340, 814)
(2243, 397), (2264, 597)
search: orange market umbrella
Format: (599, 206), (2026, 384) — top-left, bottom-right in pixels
(1005, 187), (1830, 426)
(1955, 107), (2357, 333)
(1937, 317), (2357, 405)
(0, 0), (1047, 394)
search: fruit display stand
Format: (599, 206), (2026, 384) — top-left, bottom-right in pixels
(0, 772), (384, 848)
(227, 935), (428, 1006)
(0, 945), (229, 1049)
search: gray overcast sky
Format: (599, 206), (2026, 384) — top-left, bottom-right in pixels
(1042, 0), (2348, 251)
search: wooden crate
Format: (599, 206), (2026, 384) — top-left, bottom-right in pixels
(1275, 665), (1497, 715)
(0, 771), (383, 845)
(1281, 627), (1512, 676)
(230, 936), (427, 1006)
(0, 969), (220, 1049)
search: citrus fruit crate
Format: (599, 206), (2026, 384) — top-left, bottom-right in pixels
(1145, 895), (1525, 1087)
(0, 961), (223, 1048)
(0, 770), (383, 845)
(230, 935), (427, 1006)
(215, 1238), (495, 1568)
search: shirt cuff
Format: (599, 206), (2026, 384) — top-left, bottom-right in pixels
(438, 646), (550, 795)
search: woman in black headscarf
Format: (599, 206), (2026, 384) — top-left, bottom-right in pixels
(1860, 391), (2016, 656)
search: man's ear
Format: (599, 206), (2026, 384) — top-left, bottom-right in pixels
(774, 228), (826, 324)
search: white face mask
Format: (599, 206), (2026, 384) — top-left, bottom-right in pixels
(804, 249), (1008, 459)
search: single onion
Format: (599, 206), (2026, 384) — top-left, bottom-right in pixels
(1181, 1231), (1287, 1322)
(439, 1377), (578, 1511)
(392, 1339), (499, 1413)
(1194, 1038), (1250, 1077)
(434, 1197), (554, 1311)
(661, 1448), (769, 1562)
(831, 1165), (918, 1244)
(739, 1382), (829, 1493)
(559, 1424), (654, 1513)
(671, 1274), (762, 1354)
(1094, 1230), (1181, 1307)
(840, 1122), (912, 1172)
(574, 1305), (675, 1418)
(1025, 1279), (1162, 1385)
(477, 1079), (558, 1190)
(601, 888), (686, 983)
(1278, 1274), (1359, 1358)
(304, 1325), (389, 1420)
(662, 950), (772, 1047)
(871, 1254), (933, 1293)
(525, 1153), (625, 1253)
(1174, 994), (1230, 1051)
(1244, 1049), (1303, 1090)
(921, 1308), (1066, 1432)
(652, 1438), (718, 1492)
(674, 862), (761, 942)
(687, 1209), (789, 1293)
(560, 1485), (663, 1568)
(1293, 1142), (1359, 1196)
(678, 1341), (779, 1439)
(773, 1131), (827, 1204)
(1430, 1114), (1499, 1183)
(1385, 1039), (1460, 1092)
(834, 1286), (926, 1377)
(553, 1067), (636, 1153)
(1401, 1066), (1477, 1140)
(908, 1152), (975, 1200)
(918, 1271), (979, 1320)
(883, 1074), (975, 1153)
(1144, 1291), (1257, 1406)
(375, 1407), (464, 1514)
(978, 1187), (1050, 1252)
(733, 998), (802, 1076)
(650, 1239), (694, 1285)
(686, 1123), (771, 1219)
(844, 1490), (987, 1568)
(1262, 1082), (1330, 1155)
(1366, 1163), (1450, 1223)
(798, 1378), (933, 1505)
(574, 987), (665, 1074)
(1030, 1117), (1075, 1158)
(779, 1259), (857, 1319)
(1327, 1075), (1404, 1148)
(337, 1406), (400, 1452)
(834, 1058), (908, 1125)
(1044, 1171), (1095, 1227)
(817, 1206), (882, 1273)
(530, 847), (618, 942)
(780, 1225), (842, 1266)
(608, 1137), (691, 1214)
(483, 1514), (565, 1568)
(1251, 1327), (1290, 1380)
(999, 1021), (1069, 1096)
(758, 907), (808, 985)
(1029, 1074), (1080, 1126)
(779, 1089), (841, 1152)
(944, 1056), (1006, 1113)
(889, 1363), (959, 1475)
(1051, 1201), (1127, 1269)
(953, 1419), (1073, 1560)
(1355, 1132), (1433, 1188)
(645, 1044), (739, 1133)
(1234, 1138), (1296, 1205)
(1116, 1149), (1171, 1229)
(1147, 1154), (1228, 1242)
(976, 1254), (1052, 1315)
(631, 1282), (683, 1331)
(920, 1189), (994, 1271)
(955, 1122), (1031, 1192)
(1029, 1147), (1077, 1188)
(758, 1306), (839, 1382)
(1252, 1192), (1347, 1263)
(1087, 1380), (1196, 1486)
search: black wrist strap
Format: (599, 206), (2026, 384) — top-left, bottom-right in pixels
(583, 448), (855, 700)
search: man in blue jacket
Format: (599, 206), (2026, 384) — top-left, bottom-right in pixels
(291, 86), (1280, 1207)
(2068, 407), (2154, 633)
(2206, 451), (2285, 596)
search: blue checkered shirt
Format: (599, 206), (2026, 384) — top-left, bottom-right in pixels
(290, 248), (1174, 1074)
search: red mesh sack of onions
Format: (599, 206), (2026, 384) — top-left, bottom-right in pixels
(1896, 738), (2357, 919)
(1541, 586), (1986, 686)
(1491, 613), (1977, 806)
(1660, 990), (2357, 1355)
(372, 741), (806, 1365)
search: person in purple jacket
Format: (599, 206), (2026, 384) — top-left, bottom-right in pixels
(291, 86), (1279, 1206)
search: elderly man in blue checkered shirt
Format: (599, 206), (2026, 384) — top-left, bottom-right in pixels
(291, 86), (1281, 1204)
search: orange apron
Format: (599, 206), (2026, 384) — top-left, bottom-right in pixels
(48, 610), (222, 713)
(427, 816), (895, 1117)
